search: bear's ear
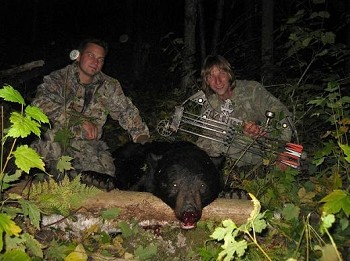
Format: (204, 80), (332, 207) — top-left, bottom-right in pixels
(147, 153), (164, 172)
(210, 156), (226, 171)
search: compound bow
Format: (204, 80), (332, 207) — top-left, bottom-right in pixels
(157, 91), (304, 169)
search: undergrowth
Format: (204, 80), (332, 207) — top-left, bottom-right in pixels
(0, 85), (102, 260)
(0, 77), (349, 260)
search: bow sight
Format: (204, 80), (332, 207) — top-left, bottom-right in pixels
(157, 91), (304, 169)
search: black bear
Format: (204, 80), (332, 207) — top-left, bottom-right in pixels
(82, 141), (224, 229)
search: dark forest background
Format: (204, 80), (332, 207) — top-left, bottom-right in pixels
(0, 0), (349, 146)
(1, 0), (349, 90)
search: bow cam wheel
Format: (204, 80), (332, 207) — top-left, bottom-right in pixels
(157, 120), (173, 137)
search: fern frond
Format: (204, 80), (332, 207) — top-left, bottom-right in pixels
(25, 175), (102, 216)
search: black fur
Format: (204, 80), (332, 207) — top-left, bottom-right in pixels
(82, 141), (225, 228)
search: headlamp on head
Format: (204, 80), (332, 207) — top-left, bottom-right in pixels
(69, 50), (80, 61)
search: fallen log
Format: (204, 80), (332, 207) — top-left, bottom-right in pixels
(0, 60), (45, 78)
(80, 190), (253, 225)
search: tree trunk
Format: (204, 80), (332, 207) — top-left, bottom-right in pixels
(261, 0), (274, 83)
(346, 0), (350, 72)
(197, 0), (207, 64)
(243, 1), (256, 47)
(181, 0), (198, 91)
(131, 1), (148, 85)
(211, 0), (225, 55)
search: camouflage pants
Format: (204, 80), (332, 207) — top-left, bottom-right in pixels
(31, 131), (115, 179)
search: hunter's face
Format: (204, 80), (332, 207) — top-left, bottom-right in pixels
(206, 65), (232, 99)
(77, 43), (106, 83)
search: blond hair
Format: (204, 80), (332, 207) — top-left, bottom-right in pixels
(201, 55), (236, 95)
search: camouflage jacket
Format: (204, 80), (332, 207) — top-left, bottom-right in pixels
(202, 80), (293, 141)
(196, 80), (293, 166)
(32, 63), (150, 142)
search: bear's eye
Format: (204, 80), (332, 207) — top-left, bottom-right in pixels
(200, 183), (207, 193)
(170, 183), (178, 194)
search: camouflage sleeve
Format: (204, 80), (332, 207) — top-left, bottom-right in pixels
(248, 81), (293, 142)
(31, 67), (69, 128)
(106, 80), (150, 142)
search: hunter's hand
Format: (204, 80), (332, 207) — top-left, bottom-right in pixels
(243, 121), (266, 138)
(82, 121), (98, 140)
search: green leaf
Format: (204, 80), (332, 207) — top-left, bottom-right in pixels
(7, 112), (41, 138)
(307, 97), (326, 106)
(0, 213), (22, 251)
(19, 200), (41, 229)
(316, 49), (329, 57)
(339, 143), (350, 163)
(286, 9), (305, 24)
(134, 244), (157, 260)
(0, 85), (25, 105)
(325, 81), (339, 92)
(0, 214), (22, 236)
(314, 244), (339, 261)
(321, 213), (335, 231)
(56, 155), (74, 173)
(101, 208), (121, 220)
(45, 240), (75, 260)
(298, 187), (316, 203)
(210, 218), (250, 260)
(22, 232), (43, 258)
(312, 157), (325, 167)
(339, 217), (349, 231)
(320, 190), (350, 216)
(321, 32), (335, 44)
(339, 96), (350, 104)
(54, 127), (74, 149)
(2, 170), (23, 184)
(211, 219), (236, 241)
(217, 248), (233, 261)
(217, 238), (248, 260)
(118, 221), (138, 238)
(231, 239), (248, 257)
(211, 227), (228, 241)
(250, 213), (267, 233)
(25, 105), (49, 124)
(65, 243), (88, 261)
(13, 145), (45, 173)
(2, 249), (31, 261)
(302, 37), (312, 47)
(282, 203), (300, 221)
(99, 231), (112, 244)
(288, 33), (298, 41)
(4, 233), (26, 252)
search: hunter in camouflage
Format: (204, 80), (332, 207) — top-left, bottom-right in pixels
(31, 38), (150, 179)
(196, 55), (293, 167)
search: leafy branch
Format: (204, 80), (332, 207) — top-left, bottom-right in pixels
(210, 194), (271, 260)
(0, 84), (49, 181)
(0, 84), (50, 259)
